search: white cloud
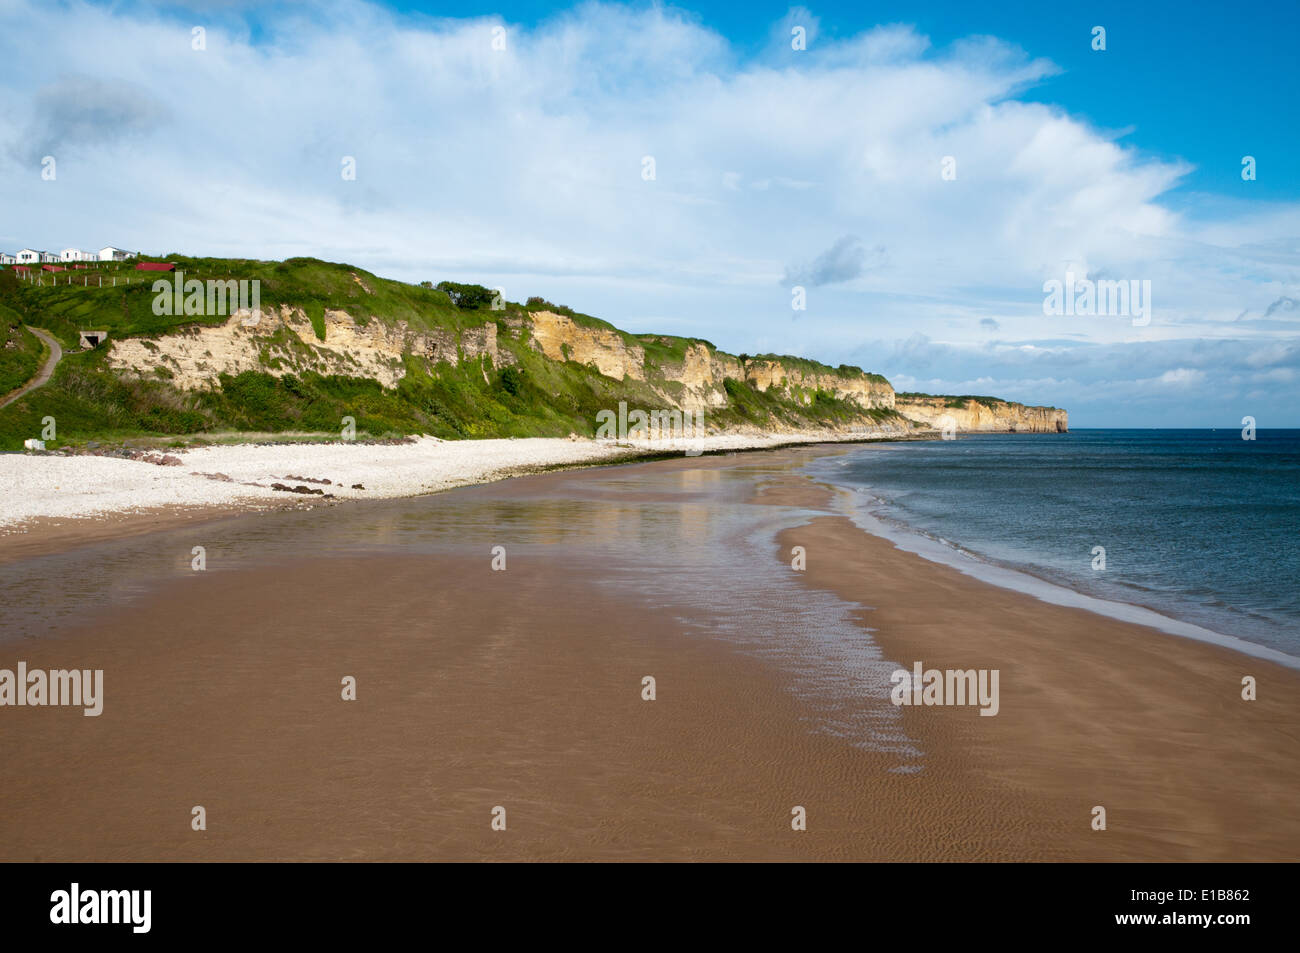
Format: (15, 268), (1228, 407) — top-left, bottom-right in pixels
(1255, 367), (1295, 383)
(1157, 368), (1206, 386)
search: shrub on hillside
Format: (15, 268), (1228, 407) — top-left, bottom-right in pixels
(436, 281), (495, 310)
(498, 366), (524, 397)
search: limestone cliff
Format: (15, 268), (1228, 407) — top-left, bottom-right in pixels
(108, 306), (511, 391)
(98, 285), (1062, 437)
(740, 358), (894, 410)
(526, 310), (645, 382)
(524, 314), (892, 413)
(895, 395), (1068, 433)
(106, 306), (1062, 432)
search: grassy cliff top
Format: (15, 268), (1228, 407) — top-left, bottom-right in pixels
(742, 353), (889, 384)
(3, 257), (478, 346)
(896, 392), (1060, 411)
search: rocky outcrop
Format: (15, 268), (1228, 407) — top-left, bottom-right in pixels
(640, 340), (740, 408)
(107, 307), (510, 391)
(527, 310), (645, 381)
(896, 396), (1067, 433)
(424, 322), (512, 369)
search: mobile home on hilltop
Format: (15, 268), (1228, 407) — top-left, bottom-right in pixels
(3, 245), (140, 266)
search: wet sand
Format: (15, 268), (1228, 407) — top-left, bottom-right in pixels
(0, 503), (297, 566)
(1, 447), (1297, 861)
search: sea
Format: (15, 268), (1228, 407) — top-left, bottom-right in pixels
(807, 429), (1300, 663)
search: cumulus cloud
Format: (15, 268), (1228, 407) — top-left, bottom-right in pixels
(0, 0), (1191, 291)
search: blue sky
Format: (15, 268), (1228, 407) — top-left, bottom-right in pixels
(1, 0), (1297, 426)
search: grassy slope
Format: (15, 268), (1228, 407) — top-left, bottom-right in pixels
(0, 258), (909, 449)
(0, 302), (45, 396)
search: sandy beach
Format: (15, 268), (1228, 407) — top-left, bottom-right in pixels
(1, 445), (1296, 861)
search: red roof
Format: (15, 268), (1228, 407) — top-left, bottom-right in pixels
(135, 262), (176, 271)
(13, 265), (31, 273)
(42, 264), (65, 272)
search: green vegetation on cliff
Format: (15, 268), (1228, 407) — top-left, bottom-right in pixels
(0, 257), (909, 449)
(0, 303), (46, 397)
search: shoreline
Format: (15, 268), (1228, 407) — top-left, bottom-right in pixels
(769, 501), (1300, 861)
(0, 429), (923, 535)
(822, 482), (1300, 671)
(3, 432), (1289, 674)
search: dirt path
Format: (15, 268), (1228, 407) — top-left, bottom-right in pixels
(0, 326), (62, 410)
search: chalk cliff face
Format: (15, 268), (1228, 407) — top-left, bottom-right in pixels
(523, 314), (893, 412)
(527, 310), (645, 382)
(107, 306), (511, 391)
(678, 343), (741, 407)
(895, 396), (1068, 433)
(104, 298), (1064, 432)
(639, 340), (740, 408)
